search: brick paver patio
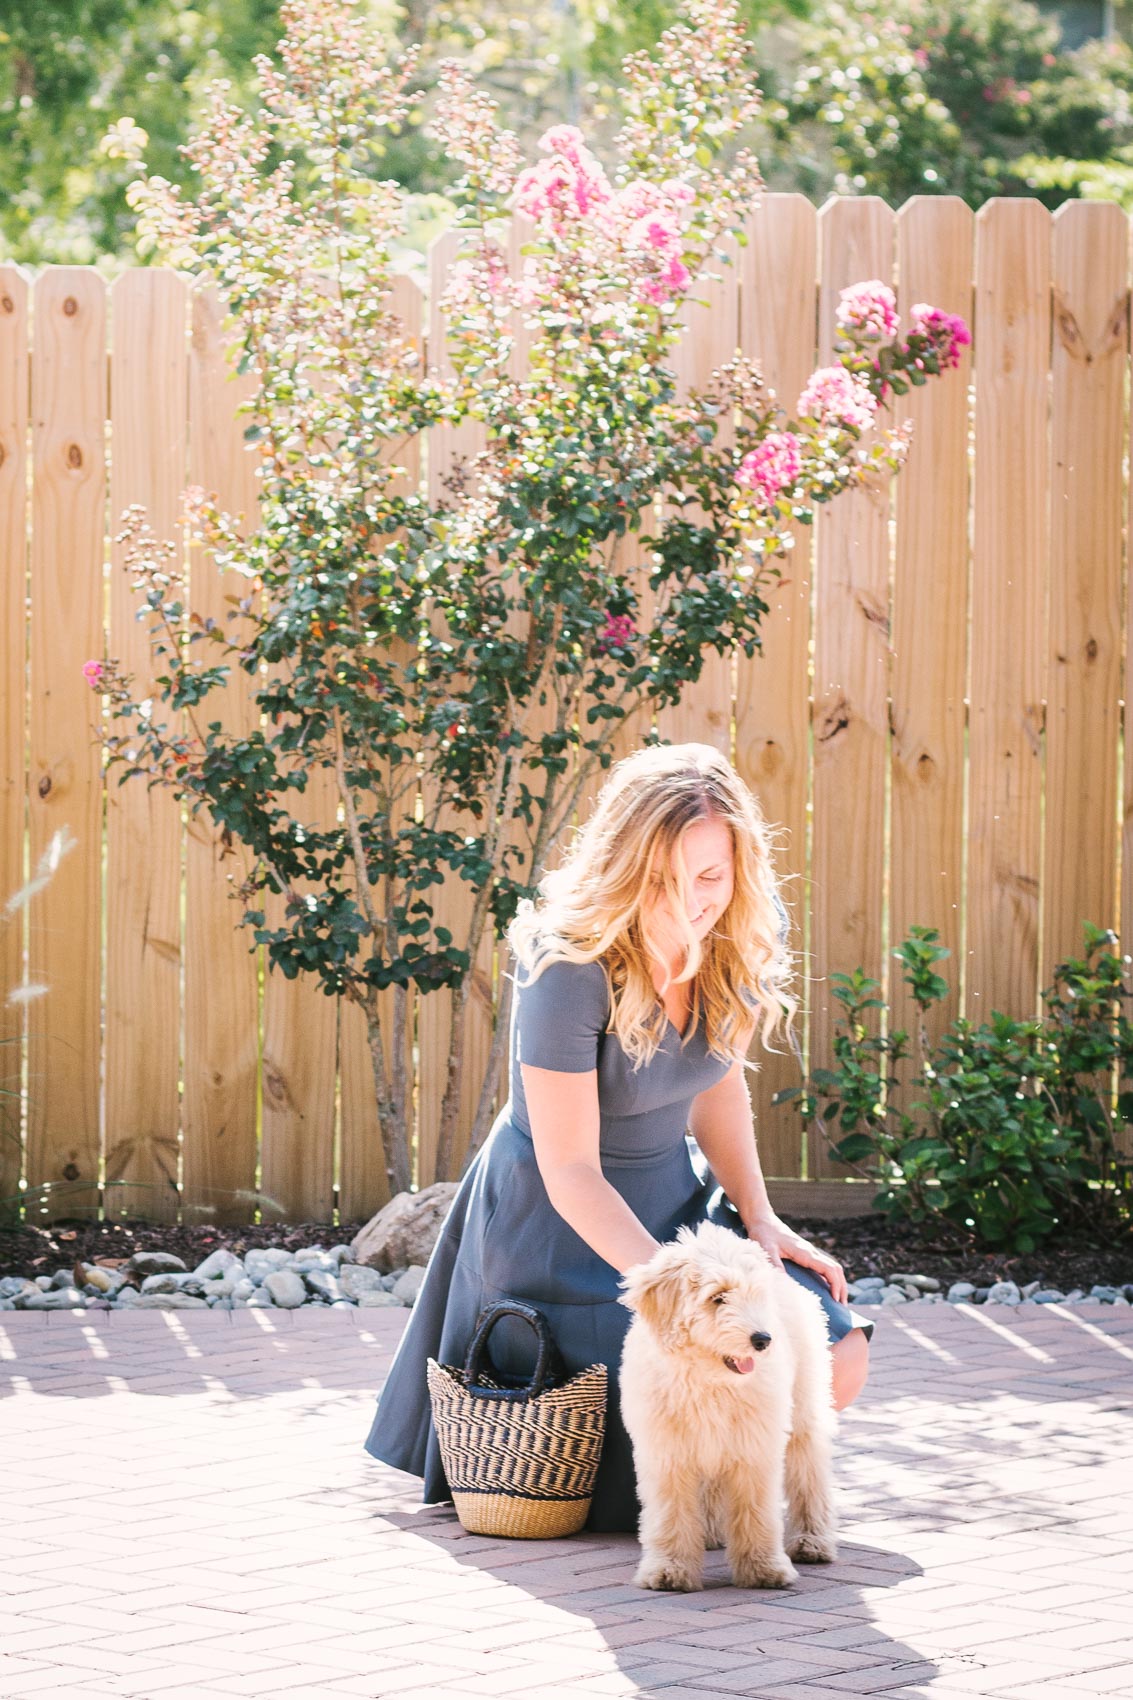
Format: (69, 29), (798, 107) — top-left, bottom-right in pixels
(2, 1299), (1131, 1699)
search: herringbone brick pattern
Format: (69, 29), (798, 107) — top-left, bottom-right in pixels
(2, 1301), (1131, 1698)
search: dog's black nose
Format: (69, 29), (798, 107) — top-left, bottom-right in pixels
(750, 1332), (771, 1352)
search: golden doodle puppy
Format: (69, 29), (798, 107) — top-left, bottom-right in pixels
(619, 1221), (838, 1592)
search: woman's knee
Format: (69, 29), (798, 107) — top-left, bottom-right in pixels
(830, 1326), (870, 1411)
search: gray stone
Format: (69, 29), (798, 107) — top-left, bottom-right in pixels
(1032, 1289), (1065, 1303)
(126, 1251), (188, 1276)
(1021, 1279), (1042, 1299)
(34, 1275), (53, 1291)
(1090, 1285), (1122, 1303)
(303, 1270), (349, 1303)
(973, 1287), (992, 1303)
(132, 1292), (209, 1310)
(329, 1244), (355, 1265)
(880, 1286), (908, 1305)
(0, 1276), (35, 1300)
(987, 1280), (1021, 1305)
(140, 1272), (183, 1295)
(113, 1286), (141, 1307)
(263, 1269), (306, 1309)
(351, 1183), (459, 1275)
(197, 1276), (237, 1300)
(337, 1264), (386, 1301)
(231, 1277), (255, 1302)
(192, 1248), (244, 1282)
(946, 1283), (976, 1302)
(50, 1267), (80, 1289)
(391, 1265), (427, 1306)
(19, 1287), (85, 1310)
(890, 1273), (941, 1291)
(245, 1288), (276, 1308)
(851, 1276), (886, 1291)
(292, 1253), (338, 1275)
(1064, 1289), (1084, 1302)
(245, 1248), (295, 1282)
(356, 1290), (405, 1309)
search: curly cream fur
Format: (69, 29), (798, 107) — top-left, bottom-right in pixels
(619, 1221), (839, 1592)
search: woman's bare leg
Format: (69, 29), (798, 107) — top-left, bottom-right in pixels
(830, 1327), (870, 1411)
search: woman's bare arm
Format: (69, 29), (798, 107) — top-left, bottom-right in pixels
(520, 1063), (659, 1275)
(687, 1058), (775, 1228)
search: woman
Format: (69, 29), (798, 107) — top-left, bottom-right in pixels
(364, 741), (874, 1533)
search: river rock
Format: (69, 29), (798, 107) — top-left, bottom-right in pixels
(133, 1292), (209, 1310)
(126, 1251), (187, 1277)
(947, 1282), (976, 1302)
(193, 1248), (244, 1281)
(263, 1269), (306, 1309)
(19, 1287), (85, 1309)
(0, 1276), (35, 1301)
(303, 1270), (348, 1303)
(350, 1184), (459, 1274)
(1032, 1289), (1065, 1303)
(391, 1265), (427, 1305)
(1090, 1285), (1123, 1303)
(338, 1264), (386, 1301)
(356, 1290), (404, 1309)
(246, 1249), (294, 1282)
(987, 1281), (1021, 1305)
(880, 1286), (908, 1305)
(141, 1273), (183, 1295)
(890, 1273), (941, 1291)
(79, 1264), (118, 1294)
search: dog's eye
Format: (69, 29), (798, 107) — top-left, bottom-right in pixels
(710, 1292), (727, 1306)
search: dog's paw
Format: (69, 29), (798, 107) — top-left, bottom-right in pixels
(788, 1531), (837, 1565)
(730, 1552), (797, 1590)
(634, 1555), (704, 1593)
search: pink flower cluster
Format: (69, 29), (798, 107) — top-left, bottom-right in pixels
(909, 304), (972, 371)
(513, 124), (613, 226)
(83, 660), (105, 689)
(512, 125), (694, 309)
(736, 432), (802, 506)
(595, 611), (637, 653)
(836, 280), (898, 341)
(796, 367), (878, 433)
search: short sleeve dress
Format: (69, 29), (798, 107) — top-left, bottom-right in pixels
(363, 928), (875, 1534)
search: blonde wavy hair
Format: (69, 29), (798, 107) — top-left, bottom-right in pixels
(507, 742), (799, 1071)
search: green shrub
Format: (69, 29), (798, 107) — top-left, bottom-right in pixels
(775, 922), (1133, 1252)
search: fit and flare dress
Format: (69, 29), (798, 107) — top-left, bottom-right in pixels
(363, 952), (875, 1534)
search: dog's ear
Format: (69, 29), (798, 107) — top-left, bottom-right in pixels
(619, 1243), (691, 1349)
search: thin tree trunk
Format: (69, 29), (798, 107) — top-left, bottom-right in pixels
(461, 958), (515, 1174)
(363, 984), (412, 1197)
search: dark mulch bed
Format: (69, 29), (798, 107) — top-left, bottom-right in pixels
(1, 1211), (1130, 1294)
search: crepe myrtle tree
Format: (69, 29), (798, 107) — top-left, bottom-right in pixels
(89, 0), (969, 1196)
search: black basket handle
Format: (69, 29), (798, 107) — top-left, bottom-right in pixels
(462, 1299), (566, 1401)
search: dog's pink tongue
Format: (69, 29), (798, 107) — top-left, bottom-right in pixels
(731, 1355), (756, 1375)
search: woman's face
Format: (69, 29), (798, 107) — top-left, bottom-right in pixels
(644, 815), (736, 960)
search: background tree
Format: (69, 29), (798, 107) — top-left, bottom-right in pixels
(758, 0), (1133, 208)
(93, 0), (965, 1194)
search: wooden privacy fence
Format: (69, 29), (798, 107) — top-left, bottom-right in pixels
(1, 191), (1130, 1227)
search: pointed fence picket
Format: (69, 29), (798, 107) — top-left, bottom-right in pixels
(3, 193), (1131, 1225)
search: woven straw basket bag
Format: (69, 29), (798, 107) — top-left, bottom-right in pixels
(426, 1298), (608, 1539)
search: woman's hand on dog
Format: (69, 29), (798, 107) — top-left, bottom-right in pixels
(743, 1212), (848, 1305)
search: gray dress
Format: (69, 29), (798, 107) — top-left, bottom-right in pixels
(363, 952), (874, 1534)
